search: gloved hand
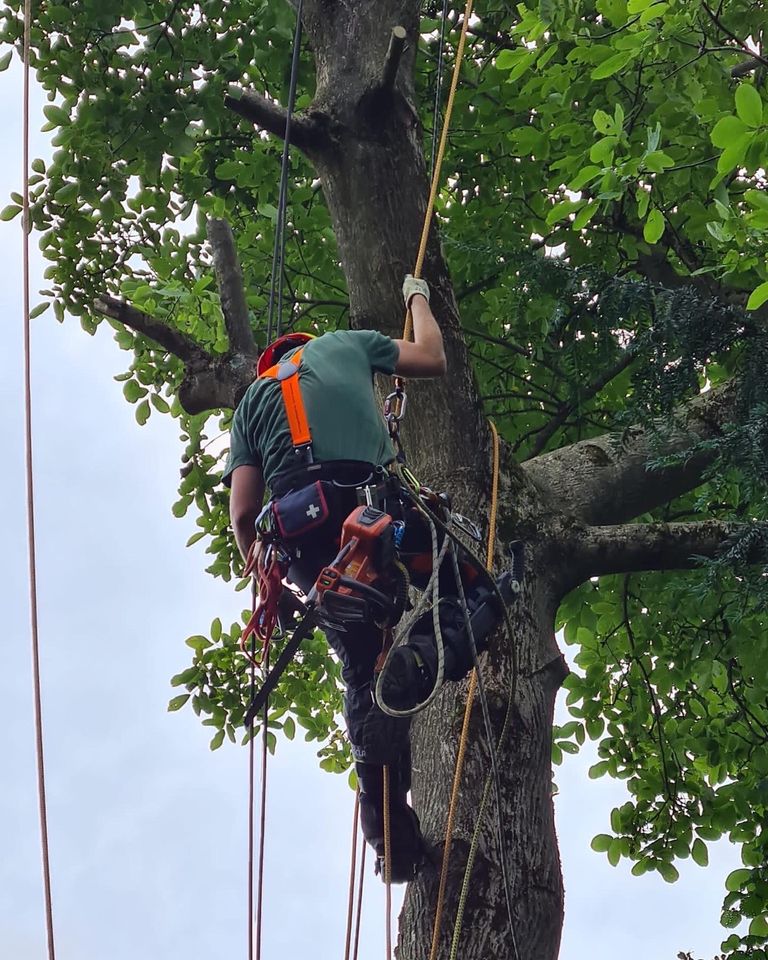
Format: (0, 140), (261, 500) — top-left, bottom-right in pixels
(402, 274), (430, 307)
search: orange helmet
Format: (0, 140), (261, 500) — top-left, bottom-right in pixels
(256, 332), (315, 377)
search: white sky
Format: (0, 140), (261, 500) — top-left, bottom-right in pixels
(1, 58), (743, 960)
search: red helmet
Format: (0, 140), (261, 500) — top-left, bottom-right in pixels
(256, 332), (315, 377)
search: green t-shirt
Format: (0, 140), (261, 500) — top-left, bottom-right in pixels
(223, 330), (400, 490)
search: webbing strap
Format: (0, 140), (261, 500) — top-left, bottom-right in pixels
(261, 348), (312, 453)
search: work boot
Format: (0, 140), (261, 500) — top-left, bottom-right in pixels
(357, 759), (426, 884)
(378, 576), (508, 712)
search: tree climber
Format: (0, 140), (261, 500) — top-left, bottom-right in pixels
(224, 277), (505, 882)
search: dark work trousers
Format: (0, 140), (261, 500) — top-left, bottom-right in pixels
(287, 514), (383, 762)
(287, 494), (423, 879)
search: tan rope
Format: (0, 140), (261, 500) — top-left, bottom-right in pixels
(403, 0), (475, 342)
(352, 834), (366, 960)
(427, 420), (500, 960)
(343, 790), (361, 960)
(21, 2), (57, 956)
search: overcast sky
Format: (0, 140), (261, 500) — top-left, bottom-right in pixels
(1, 57), (744, 960)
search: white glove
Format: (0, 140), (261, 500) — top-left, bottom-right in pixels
(402, 274), (430, 307)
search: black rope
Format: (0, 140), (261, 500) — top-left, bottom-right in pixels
(430, 0), (450, 181)
(267, 0), (305, 344)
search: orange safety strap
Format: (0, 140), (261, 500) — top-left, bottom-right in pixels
(260, 348), (312, 453)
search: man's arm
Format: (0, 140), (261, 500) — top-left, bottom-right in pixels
(229, 464), (265, 561)
(393, 278), (447, 378)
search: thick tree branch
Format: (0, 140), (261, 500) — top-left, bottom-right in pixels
(523, 380), (742, 525)
(223, 87), (329, 151)
(568, 519), (767, 582)
(94, 294), (208, 363)
(94, 294), (254, 414)
(206, 218), (257, 357)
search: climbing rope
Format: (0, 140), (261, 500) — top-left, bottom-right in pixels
(352, 839), (366, 960)
(21, 0), (57, 955)
(256, 655), (270, 960)
(447, 424), (522, 960)
(383, 765), (392, 960)
(430, 0), (451, 182)
(404, 0), (474, 338)
(343, 791), (360, 960)
(266, 0), (304, 342)
(427, 418), (497, 960)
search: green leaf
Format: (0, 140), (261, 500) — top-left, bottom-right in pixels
(185, 634), (212, 652)
(283, 716), (296, 740)
(168, 693), (190, 712)
(746, 281), (768, 311)
(711, 115), (748, 148)
(29, 302), (50, 319)
(122, 380), (147, 403)
(210, 729), (225, 751)
(658, 862), (679, 884)
(643, 208), (665, 244)
(749, 916), (768, 938)
(716, 132), (752, 174)
(546, 199), (584, 225)
(589, 760), (609, 779)
(572, 200), (599, 231)
(135, 399), (150, 425)
(691, 838), (709, 867)
(53, 181), (79, 205)
(725, 868), (751, 892)
(0, 203), (22, 221)
(735, 84), (763, 129)
(570, 166), (602, 191)
(591, 833), (612, 852)
(592, 110), (614, 135)
(0, 50), (12, 72)
(43, 103), (70, 126)
(591, 51), (633, 80)
(607, 838), (621, 867)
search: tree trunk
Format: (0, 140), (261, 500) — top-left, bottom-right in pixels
(298, 5), (570, 955)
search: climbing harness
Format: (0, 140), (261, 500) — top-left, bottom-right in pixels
(259, 345), (314, 462)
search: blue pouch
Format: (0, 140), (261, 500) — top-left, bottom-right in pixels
(272, 481), (334, 540)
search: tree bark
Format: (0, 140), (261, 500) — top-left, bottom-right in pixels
(292, 4), (569, 956)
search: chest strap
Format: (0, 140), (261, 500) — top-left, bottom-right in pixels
(260, 347), (313, 462)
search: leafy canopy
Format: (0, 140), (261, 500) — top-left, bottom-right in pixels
(4, 1), (768, 953)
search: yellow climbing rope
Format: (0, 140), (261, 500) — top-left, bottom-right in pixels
(402, 0), (475, 341)
(381, 0), (477, 930)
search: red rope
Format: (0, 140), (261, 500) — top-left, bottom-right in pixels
(247, 658), (255, 960)
(343, 791), (360, 960)
(255, 649), (270, 960)
(22, 1), (56, 956)
(352, 840), (366, 960)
